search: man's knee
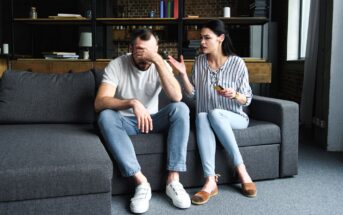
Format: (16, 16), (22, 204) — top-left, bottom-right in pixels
(97, 109), (121, 125)
(169, 102), (190, 116)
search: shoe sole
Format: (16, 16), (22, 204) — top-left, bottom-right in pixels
(166, 191), (191, 209)
(242, 191), (257, 198)
(191, 190), (219, 205)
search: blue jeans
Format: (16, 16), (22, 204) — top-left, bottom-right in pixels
(196, 109), (249, 177)
(98, 102), (190, 177)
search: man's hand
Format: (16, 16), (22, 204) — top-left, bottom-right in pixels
(131, 99), (153, 133)
(132, 44), (161, 64)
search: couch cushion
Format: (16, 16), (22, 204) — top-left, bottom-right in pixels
(234, 119), (281, 147)
(0, 70), (96, 123)
(130, 119), (280, 155)
(0, 124), (112, 202)
(130, 130), (197, 155)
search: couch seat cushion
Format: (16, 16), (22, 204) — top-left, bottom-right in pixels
(130, 119), (280, 155)
(0, 124), (112, 202)
(234, 119), (281, 147)
(130, 130), (197, 155)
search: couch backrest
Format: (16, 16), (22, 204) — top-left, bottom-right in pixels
(0, 70), (96, 124)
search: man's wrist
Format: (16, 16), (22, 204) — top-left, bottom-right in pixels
(129, 99), (139, 108)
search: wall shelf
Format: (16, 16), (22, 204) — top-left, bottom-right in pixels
(96, 18), (178, 25)
(183, 17), (268, 25)
(13, 18), (92, 25)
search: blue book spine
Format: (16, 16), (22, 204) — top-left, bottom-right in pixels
(160, 0), (164, 18)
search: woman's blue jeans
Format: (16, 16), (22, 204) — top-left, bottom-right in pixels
(98, 102), (190, 177)
(196, 109), (249, 177)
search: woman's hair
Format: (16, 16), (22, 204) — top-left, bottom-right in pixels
(202, 19), (235, 56)
(130, 29), (159, 46)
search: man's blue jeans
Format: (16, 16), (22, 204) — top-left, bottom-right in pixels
(196, 109), (249, 177)
(98, 102), (190, 177)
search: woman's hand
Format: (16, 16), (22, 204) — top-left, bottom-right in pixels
(168, 55), (187, 76)
(218, 87), (237, 99)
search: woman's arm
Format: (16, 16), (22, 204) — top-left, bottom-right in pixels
(168, 55), (194, 95)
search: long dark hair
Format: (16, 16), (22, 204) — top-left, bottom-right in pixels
(202, 19), (235, 56)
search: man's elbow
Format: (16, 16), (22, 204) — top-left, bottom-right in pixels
(94, 99), (102, 113)
(171, 93), (182, 102)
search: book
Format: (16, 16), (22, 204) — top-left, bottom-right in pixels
(49, 16), (86, 19)
(49, 13), (85, 19)
(160, 0), (164, 18)
(43, 52), (79, 59)
(173, 0), (179, 18)
(57, 13), (82, 17)
(167, 0), (172, 18)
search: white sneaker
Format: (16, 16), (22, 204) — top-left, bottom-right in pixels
(166, 181), (191, 209)
(130, 182), (152, 214)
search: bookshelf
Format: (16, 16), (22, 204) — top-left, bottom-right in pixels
(7, 0), (272, 84)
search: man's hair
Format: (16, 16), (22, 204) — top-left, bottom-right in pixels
(130, 29), (159, 46)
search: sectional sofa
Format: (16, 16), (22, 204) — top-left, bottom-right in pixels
(0, 69), (298, 215)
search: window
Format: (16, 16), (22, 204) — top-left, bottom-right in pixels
(287, 0), (311, 60)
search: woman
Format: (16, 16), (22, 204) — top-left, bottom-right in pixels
(168, 19), (256, 205)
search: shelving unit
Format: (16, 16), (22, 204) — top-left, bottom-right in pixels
(7, 0), (272, 85)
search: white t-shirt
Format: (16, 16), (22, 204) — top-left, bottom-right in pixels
(102, 54), (173, 116)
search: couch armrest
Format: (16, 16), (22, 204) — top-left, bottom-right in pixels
(249, 95), (299, 177)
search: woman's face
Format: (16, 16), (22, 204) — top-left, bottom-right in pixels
(200, 27), (224, 54)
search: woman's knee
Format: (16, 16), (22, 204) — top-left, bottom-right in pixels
(208, 109), (223, 121)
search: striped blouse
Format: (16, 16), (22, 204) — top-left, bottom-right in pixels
(189, 54), (252, 119)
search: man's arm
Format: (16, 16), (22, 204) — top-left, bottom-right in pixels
(154, 56), (183, 102)
(94, 83), (136, 113)
(94, 83), (153, 133)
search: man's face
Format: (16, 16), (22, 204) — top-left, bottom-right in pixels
(131, 36), (158, 71)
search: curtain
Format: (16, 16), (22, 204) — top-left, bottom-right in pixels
(300, 0), (320, 125)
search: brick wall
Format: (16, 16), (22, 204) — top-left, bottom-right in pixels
(115, 0), (230, 18)
(185, 0), (229, 17)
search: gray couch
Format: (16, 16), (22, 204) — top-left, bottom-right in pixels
(111, 93), (299, 194)
(0, 69), (299, 214)
(0, 70), (113, 215)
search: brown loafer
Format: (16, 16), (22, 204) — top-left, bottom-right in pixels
(191, 187), (218, 205)
(242, 182), (257, 197)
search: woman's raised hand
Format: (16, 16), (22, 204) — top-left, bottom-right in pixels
(168, 55), (187, 76)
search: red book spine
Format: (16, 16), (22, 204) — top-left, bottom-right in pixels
(173, 0), (179, 18)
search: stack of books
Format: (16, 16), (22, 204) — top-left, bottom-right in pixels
(43, 52), (79, 60)
(48, 13), (86, 19)
(188, 40), (201, 49)
(249, 0), (269, 17)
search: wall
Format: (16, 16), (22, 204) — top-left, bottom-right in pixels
(273, 0), (304, 103)
(327, 0), (343, 151)
(0, 1), (3, 46)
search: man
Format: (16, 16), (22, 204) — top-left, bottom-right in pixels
(95, 29), (191, 214)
